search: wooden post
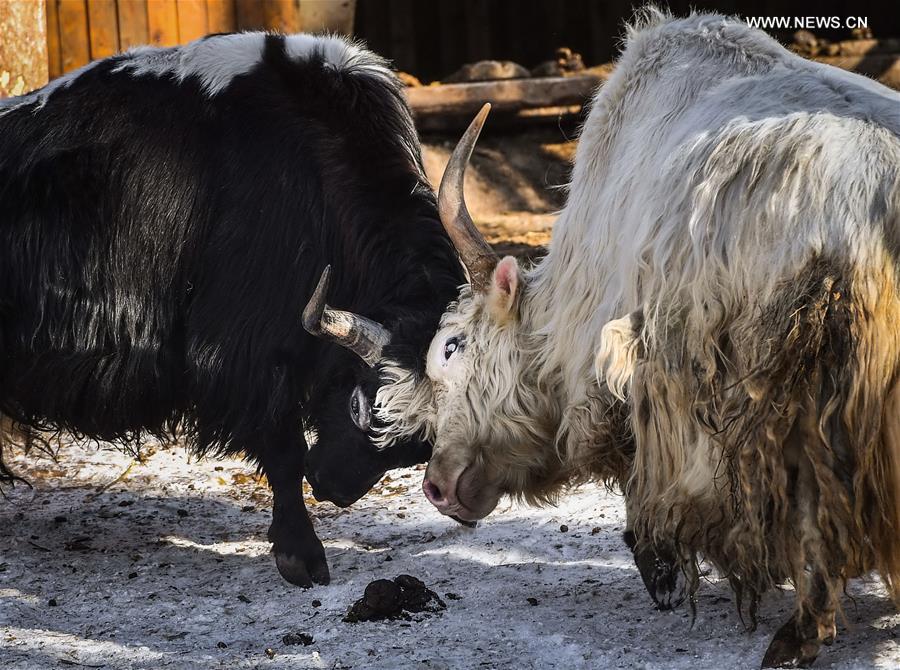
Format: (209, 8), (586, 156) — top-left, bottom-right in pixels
(0, 0), (49, 97)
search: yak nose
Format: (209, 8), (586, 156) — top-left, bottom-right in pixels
(423, 479), (450, 511)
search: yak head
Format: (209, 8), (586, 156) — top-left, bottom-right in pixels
(373, 105), (563, 523)
(300, 267), (437, 507)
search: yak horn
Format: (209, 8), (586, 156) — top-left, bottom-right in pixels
(302, 266), (391, 367)
(438, 103), (498, 292)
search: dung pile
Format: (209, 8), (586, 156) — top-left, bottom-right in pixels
(343, 574), (447, 623)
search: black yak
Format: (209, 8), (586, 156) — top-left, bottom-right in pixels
(0, 32), (462, 587)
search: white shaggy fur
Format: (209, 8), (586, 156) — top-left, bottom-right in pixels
(115, 32), (392, 95)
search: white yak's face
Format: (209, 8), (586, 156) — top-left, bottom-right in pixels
(375, 104), (563, 522)
(413, 257), (560, 522)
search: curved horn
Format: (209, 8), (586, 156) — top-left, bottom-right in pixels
(302, 266), (391, 367)
(438, 103), (498, 292)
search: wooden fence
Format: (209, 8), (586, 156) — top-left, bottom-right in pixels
(29, 0), (900, 85)
(45, 0), (355, 79)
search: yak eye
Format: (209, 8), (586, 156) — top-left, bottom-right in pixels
(443, 336), (464, 361)
(349, 385), (371, 431)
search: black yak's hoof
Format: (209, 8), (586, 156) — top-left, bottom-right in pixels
(270, 524), (330, 587)
(624, 531), (685, 610)
(275, 550), (331, 588)
(761, 617), (821, 668)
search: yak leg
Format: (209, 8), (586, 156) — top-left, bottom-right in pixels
(761, 573), (837, 668)
(259, 429), (330, 588)
(763, 429), (838, 669)
(623, 501), (685, 610)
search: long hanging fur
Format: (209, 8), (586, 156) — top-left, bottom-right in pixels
(586, 10), (900, 621)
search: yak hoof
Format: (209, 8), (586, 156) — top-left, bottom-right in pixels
(272, 532), (330, 588)
(761, 619), (821, 668)
(631, 542), (685, 610)
(274, 550), (331, 588)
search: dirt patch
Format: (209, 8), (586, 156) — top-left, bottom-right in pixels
(422, 127), (574, 262)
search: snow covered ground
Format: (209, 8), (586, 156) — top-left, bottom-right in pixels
(1, 438), (898, 669)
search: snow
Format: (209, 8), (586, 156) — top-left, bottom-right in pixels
(1, 438), (898, 669)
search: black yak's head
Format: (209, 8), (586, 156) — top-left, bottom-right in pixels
(302, 267), (433, 507)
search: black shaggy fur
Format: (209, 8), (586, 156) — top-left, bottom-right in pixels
(0, 34), (462, 586)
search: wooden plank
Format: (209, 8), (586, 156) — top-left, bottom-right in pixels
(58, 0), (91, 73)
(87, 0), (119, 59)
(46, 0), (63, 79)
(0, 0), (49, 96)
(388, 0), (415, 73)
(405, 75), (605, 119)
(463, 0), (490, 62)
(206, 0), (236, 34)
(235, 0), (265, 31)
(437, 0), (464, 81)
(177, 0), (209, 41)
(117, 0), (149, 49)
(263, 0), (298, 34)
(146, 0), (179, 46)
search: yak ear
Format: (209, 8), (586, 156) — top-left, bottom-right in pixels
(487, 256), (521, 322)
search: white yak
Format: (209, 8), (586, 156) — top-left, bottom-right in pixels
(371, 9), (900, 667)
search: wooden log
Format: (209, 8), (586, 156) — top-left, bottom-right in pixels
(147, 0), (179, 46)
(177, 0), (209, 41)
(117, 0), (149, 50)
(405, 75), (605, 119)
(207, 0), (237, 34)
(87, 0), (119, 60)
(812, 54), (900, 90)
(58, 0), (90, 73)
(45, 0), (62, 79)
(0, 0), (49, 96)
(825, 38), (900, 57)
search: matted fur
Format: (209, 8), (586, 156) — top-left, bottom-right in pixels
(589, 7), (900, 634)
(378, 5), (900, 642)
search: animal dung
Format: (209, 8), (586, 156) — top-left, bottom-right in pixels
(343, 575), (447, 623)
(282, 631), (314, 646)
